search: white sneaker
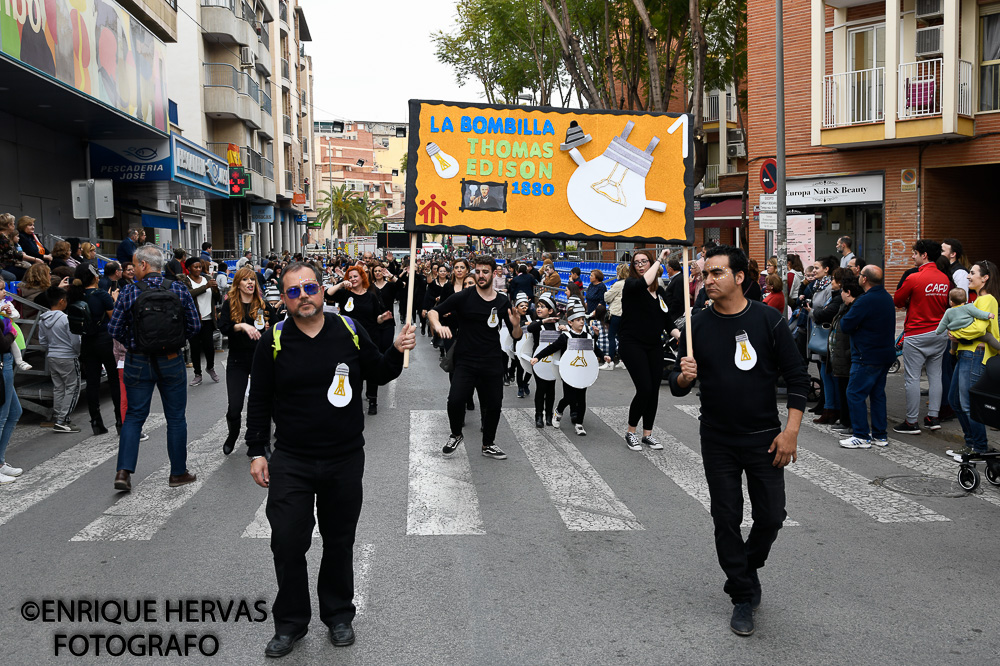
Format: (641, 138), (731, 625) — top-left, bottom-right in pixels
(872, 437), (888, 447)
(574, 424), (587, 436)
(599, 362), (614, 370)
(839, 436), (871, 449)
(16, 361), (31, 371)
(616, 361), (627, 370)
(0, 472), (16, 484)
(552, 412), (562, 428)
(0, 462), (23, 477)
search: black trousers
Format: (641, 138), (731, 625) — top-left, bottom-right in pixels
(226, 355), (252, 425)
(81, 333), (121, 425)
(701, 430), (786, 605)
(366, 325), (394, 401)
(534, 376), (555, 419)
(447, 361), (504, 445)
(557, 382), (588, 425)
(190, 319), (216, 375)
(515, 362), (530, 391)
(266, 447), (365, 634)
(836, 376), (851, 429)
(619, 342), (664, 430)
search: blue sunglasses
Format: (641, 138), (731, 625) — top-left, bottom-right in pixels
(285, 282), (320, 299)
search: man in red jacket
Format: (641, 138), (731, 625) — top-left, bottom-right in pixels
(892, 239), (950, 434)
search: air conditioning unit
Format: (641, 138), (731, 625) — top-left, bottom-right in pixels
(915, 0), (943, 20)
(240, 46), (255, 68)
(727, 128), (745, 144)
(726, 143), (746, 158)
(916, 26), (943, 58)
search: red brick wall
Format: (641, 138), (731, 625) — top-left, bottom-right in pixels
(747, 0), (1000, 291)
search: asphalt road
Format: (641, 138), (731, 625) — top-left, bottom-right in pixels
(1, 333), (999, 665)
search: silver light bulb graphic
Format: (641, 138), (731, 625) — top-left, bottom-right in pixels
(426, 142), (459, 179)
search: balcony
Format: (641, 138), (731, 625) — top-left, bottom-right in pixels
(203, 63), (261, 129)
(200, 0), (254, 46)
(255, 22), (271, 76)
(278, 1), (289, 30)
(823, 67), (885, 128)
(284, 169), (294, 193)
(280, 58), (291, 88)
(282, 114), (293, 144)
(258, 90), (273, 138)
(703, 92), (736, 124)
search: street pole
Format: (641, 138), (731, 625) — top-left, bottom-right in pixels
(775, 0), (787, 277)
(87, 180), (98, 243)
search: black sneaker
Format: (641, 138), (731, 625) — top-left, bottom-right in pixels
(625, 432), (642, 451)
(535, 415), (544, 428)
(893, 420), (921, 435)
(482, 445), (507, 460)
(517, 388), (524, 399)
(923, 416), (941, 431)
(503, 377), (512, 387)
(641, 434), (663, 450)
(523, 386), (531, 396)
(730, 602), (755, 636)
(442, 434), (463, 456)
(368, 401), (377, 416)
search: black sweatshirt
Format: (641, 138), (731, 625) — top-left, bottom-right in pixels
(373, 280), (398, 326)
(618, 277), (670, 348)
(432, 287), (519, 368)
(534, 328), (605, 361)
(329, 288), (381, 336)
(244, 313), (403, 458)
(423, 278), (449, 311)
(217, 300), (278, 361)
(669, 299), (809, 446)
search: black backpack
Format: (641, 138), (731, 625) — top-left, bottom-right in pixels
(132, 278), (187, 355)
(65, 299), (93, 336)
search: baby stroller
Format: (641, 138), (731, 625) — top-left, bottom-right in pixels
(888, 332), (903, 374)
(955, 355), (1000, 491)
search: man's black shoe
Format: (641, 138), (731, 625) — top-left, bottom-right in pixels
(535, 414), (545, 428)
(730, 602), (754, 636)
(368, 400), (377, 416)
(329, 623), (355, 647)
(264, 627), (307, 657)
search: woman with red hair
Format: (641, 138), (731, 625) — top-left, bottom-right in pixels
(325, 264), (391, 415)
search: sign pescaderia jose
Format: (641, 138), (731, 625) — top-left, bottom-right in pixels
(403, 100), (695, 245)
(171, 135), (230, 197)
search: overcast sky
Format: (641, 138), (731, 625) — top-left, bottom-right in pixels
(302, 0), (483, 123)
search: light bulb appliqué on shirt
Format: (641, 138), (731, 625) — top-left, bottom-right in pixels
(487, 307), (499, 328)
(327, 363), (352, 408)
(344, 297), (354, 312)
(659, 296), (668, 313)
(425, 142), (460, 179)
(254, 311), (265, 330)
(565, 120), (667, 234)
(734, 330), (757, 371)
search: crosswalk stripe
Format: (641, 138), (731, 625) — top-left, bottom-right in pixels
(591, 407), (798, 528)
(0, 414), (168, 528)
(385, 379), (397, 410)
(675, 405), (949, 523)
(406, 410), (485, 536)
(779, 405), (1000, 509)
(71, 417), (233, 541)
(242, 495), (320, 538)
(505, 409), (643, 532)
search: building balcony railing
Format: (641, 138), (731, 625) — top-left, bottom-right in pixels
(959, 60), (973, 117)
(898, 59), (940, 120)
(280, 57), (290, 82)
(278, 1), (288, 25)
(282, 114), (292, 136)
(260, 89), (272, 116)
(263, 158), (274, 182)
(284, 169), (294, 192)
(704, 164), (719, 189)
(254, 22), (271, 76)
(200, 0), (254, 46)
(703, 93), (735, 123)
(823, 67), (884, 128)
(203, 63), (261, 128)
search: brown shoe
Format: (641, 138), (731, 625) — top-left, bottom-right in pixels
(114, 470), (131, 492)
(168, 471), (197, 487)
(814, 410), (836, 425)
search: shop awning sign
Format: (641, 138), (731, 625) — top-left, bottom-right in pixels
(404, 100), (695, 245)
(171, 135), (230, 197)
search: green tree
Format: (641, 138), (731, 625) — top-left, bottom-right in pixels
(400, 152), (408, 174)
(314, 185), (363, 235)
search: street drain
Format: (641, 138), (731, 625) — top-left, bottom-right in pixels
(874, 475), (971, 498)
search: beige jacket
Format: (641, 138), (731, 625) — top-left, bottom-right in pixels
(604, 279), (625, 317)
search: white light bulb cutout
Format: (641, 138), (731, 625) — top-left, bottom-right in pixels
(426, 142), (459, 179)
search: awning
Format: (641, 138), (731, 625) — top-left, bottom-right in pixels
(694, 198), (744, 228)
(384, 183), (393, 194)
(141, 211), (186, 230)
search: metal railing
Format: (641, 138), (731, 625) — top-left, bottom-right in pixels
(704, 164), (719, 189)
(959, 59), (973, 117)
(260, 88), (272, 115)
(704, 94), (720, 122)
(823, 67), (885, 127)
(258, 21), (269, 49)
(201, 0), (235, 9)
(203, 63), (260, 103)
(284, 170), (294, 191)
(280, 57), (290, 80)
(243, 146), (263, 175)
(898, 59), (941, 120)
(282, 114), (292, 135)
(279, 0), (288, 23)
(263, 158), (274, 181)
(241, 0), (254, 22)
(205, 142), (230, 162)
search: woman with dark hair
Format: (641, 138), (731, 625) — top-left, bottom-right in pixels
(585, 269), (607, 313)
(182, 257), (221, 386)
(49, 241), (71, 271)
(947, 260), (1000, 460)
(423, 263), (450, 353)
(786, 254), (805, 303)
(72, 263), (121, 435)
(66, 238), (83, 269)
(17, 216), (51, 264)
(0, 212), (41, 281)
(618, 248), (672, 451)
(745, 260), (763, 302)
(370, 260), (399, 355)
(217, 266), (276, 455)
(325, 264), (390, 415)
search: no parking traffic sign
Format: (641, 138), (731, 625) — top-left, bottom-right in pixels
(760, 158), (777, 194)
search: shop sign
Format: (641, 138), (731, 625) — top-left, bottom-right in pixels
(786, 174), (883, 206)
(251, 205), (274, 224)
(229, 168), (249, 197)
(293, 193), (306, 204)
(171, 135), (230, 197)
(90, 140), (171, 182)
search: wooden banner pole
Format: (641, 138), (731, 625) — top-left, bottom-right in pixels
(403, 232), (417, 368)
(682, 245), (694, 358)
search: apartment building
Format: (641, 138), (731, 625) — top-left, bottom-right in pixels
(313, 120), (407, 242)
(747, 0), (1000, 288)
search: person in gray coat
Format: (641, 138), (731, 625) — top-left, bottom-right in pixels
(38, 286), (82, 432)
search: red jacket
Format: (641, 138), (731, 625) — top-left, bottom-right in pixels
(893, 262), (950, 336)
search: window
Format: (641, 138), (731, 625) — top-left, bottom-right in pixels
(981, 13), (1000, 111)
(391, 169), (399, 177)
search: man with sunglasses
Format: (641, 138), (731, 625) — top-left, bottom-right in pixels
(428, 256), (522, 460)
(246, 262), (415, 657)
(670, 245), (808, 638)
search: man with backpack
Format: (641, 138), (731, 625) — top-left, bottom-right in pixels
(108, 245), (202, 492)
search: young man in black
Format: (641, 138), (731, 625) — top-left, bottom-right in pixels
(670, 245), (808, 637)
(246, 262), (415, 657)
(428, 256), (522, 460)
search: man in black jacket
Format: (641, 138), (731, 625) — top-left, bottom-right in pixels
(246, 262), (415, 658)
(670, 245), (807, 638)
(663, 258), (684, 323)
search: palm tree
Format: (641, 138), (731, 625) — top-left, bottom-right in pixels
(351, 193), (385, 236)
(315, 185), (363, 236)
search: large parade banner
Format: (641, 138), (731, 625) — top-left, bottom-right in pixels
(404, 100), (695, 245)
